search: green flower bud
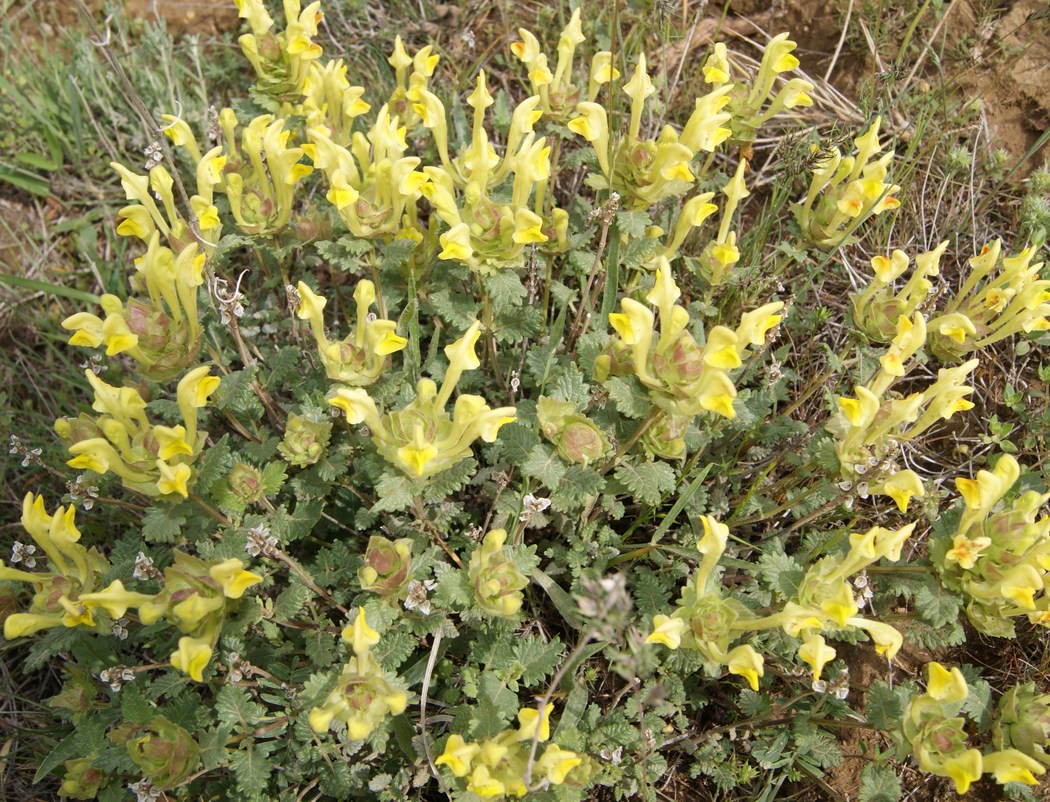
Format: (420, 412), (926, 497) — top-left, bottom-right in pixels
(279, 413), (333, 467)
(229, 462), (265, 504)
(537, 396), (609, 465)
(124, 716), (200, 790)
(59, 756), (104, 800)
(468, 530), (529, 617)
(358, 536), (413, 598)
(994, 683), (1050, 756)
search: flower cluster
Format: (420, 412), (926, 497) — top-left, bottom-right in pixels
(3, 494), (261, 681)
(358, 535), (413, 600)
(328, 321), (515, 478)
(927, 235), (1049, 360)
(596, 257), (783, 455)
(933, 453), (1050, 637)
(850, 241), (947, 342)
(55, 367), (219, 500)
(233, 0), (324, 105)
(831, 313), (979, 509)
(1, 494), (109, 639)
(80, 550), (262, 681)
(647, 516), (913, 688)
(900, 663), (1045, 793)
(295, 279), (406, 386)
(309, 608), (409, 738)
(794, 117), (901, 247)
(435, 703), (587, 798)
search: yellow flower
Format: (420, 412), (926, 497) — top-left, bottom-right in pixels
(944, 533), (991, 570)
(798, 633), (836, 680)
(438, 223), (473, 262)
(156, 460), (192, 499)
(735, 302), (785, 346)
(170, 636), (213, 682)
(79, 580), (154, 619)
(849, 617), (903, 660)
(516, 703), (553, 742)
(608, 299), (654, 346)
(536, 743), (584, 784)
(209, 558), (263, 599)
(982, 749), (1044, 786)
(837, 386), (880, 428)
(703, 326), (742, 370)
(328, 388), (382, 428)
(171, 592), (224, 626)
(342, 607), (380, 656)
(646, 614), (686, 650)
(871, 250), (910, 283)
(872, 469), (925, 513)
(726, 644), (764, 690)
(925, 662), (968, 702)
(512, 208), (548, 244)
(435, 734), (479, 777)
(702, 43), (730, 84)
(942, 749), (983, 795)
(467, 765), (505, 799)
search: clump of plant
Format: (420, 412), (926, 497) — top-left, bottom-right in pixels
(4, 1), (1050, 800)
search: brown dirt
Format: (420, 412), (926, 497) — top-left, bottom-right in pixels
(947, 0), (1050, 167)
(122, 0), (238, 36)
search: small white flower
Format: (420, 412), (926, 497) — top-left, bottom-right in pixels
(112, 618), (129, 640)
(128, 778), (162, 802)
(404, 579), (437, 616)
(133, 552), (159, 581)
(246, 524), (279, 558)
(100, 666), (136, 692)
(143, 142), (162, 170)
(10, 542), (37, 569)
(519, 493), (552, 524)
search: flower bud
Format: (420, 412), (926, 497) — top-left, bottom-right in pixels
(59, 756), (104, 800)
(123, 716), (200, 790)
(358, 536), (413, 598)
(468, 530), (528, 617)
(279, 413), (333, 467)
(228, 462), (265, 504)
(536, 397), (609, 465)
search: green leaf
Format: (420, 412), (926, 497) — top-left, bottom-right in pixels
(260, 461), (287, 495)
(216, 685), (266, 732)
(314, 235), (372, 272)
(229, 740), (276, 799)
(215, 368), (264, 419)
(482, 270), (528, 314)
(195, 434), (232, 495)
(270, 499), (325, 543)
(914, 581), (961, 628)
(512, 635), (564, 687)
(757, 546), (805, 598)
(865, 681), (909, 730)
(859, 763), (902, 802)
(272, 581), (312, 621)
(613, 461), (676, 506)
(141, 504), (189, 544)
(33, 730), (80, 784)
(474, 672), (518, 736)
(371, 472), (416, 513)
(604, 376), (649, 419)
(0, 272), (97, 303)
(430, 287), (480, 330)
(522, 444), (567, 489)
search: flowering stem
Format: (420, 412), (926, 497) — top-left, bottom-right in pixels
(598, 407), (662, 476)
(274, 550), (348, 617)
(413, 497), (465, 569)
(523, 630), (595, 789)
